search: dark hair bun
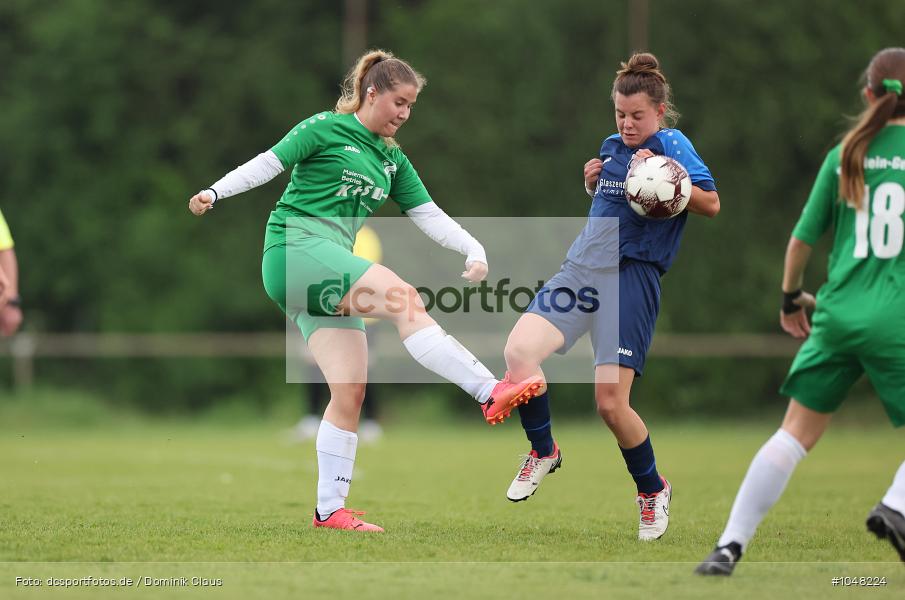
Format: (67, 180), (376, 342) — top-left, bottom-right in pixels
(625, 52), (660, 74)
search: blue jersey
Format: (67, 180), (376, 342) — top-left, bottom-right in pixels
(566, 128), (716, 274)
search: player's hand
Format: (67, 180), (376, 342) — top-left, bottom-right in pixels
(779, 290), (816, 338)
(629, 148), (654, 168)
(583, 158), (603, 194)
(0, 305), (23, 336)
(462, 261), (488, 283)
(188, 191), (215, 216)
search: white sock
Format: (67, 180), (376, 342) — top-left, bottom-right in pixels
(717, 429), (807, 551)
(402, 324), (496, 402)
(315, 419), (358, 518)
(881, 460), (905, 514)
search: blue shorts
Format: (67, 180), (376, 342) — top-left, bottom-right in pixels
(525, 259), (661, 375)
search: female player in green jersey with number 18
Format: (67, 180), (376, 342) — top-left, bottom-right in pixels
(697, 47), (905, 575)
(188, 50), (543, 533)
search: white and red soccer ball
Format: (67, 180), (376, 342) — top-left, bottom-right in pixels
(624, 155), (691, 219)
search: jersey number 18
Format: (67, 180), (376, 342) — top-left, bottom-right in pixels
(853, 182), (905, 259)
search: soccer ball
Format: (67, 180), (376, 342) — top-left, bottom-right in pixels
(624, 155), (692, 219)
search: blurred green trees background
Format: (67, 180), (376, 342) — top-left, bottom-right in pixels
(0, 0), (901, 416)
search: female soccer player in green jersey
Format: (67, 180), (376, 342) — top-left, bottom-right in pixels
(188, 50), (541, 532)
(697, 47), (905, 575)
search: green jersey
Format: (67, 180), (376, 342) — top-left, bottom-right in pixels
(265, 111), (432, 251)
(793, 125), (905, 351)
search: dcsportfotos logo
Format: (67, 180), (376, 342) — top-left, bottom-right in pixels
(416, 278), (600, 314)
(306, 273), (351, 317)
(305, 276), (599, 318)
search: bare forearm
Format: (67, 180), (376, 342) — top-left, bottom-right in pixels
(782, 236), (812, 292)
(0, 249), (18, 296)
(686, 187), (720, 218)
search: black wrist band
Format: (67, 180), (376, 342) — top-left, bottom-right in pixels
(7, 295), (21, 307)
(204, 188), (218, 203)
(782, 289), (803, 314)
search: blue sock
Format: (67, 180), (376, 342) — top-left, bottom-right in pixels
(619, 435), (664, 494)
(517, 391), (554, 457)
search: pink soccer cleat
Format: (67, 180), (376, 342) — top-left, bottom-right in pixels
(312, 508), (385, 532)
(481, 372), (546, 425)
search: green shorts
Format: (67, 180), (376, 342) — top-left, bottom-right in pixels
(261, 238), (372, 340)
(780, 337), (905, 427)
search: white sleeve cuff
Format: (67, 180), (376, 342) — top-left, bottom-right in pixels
(207, 150), (285, 202)
(405, 202), (487, 265)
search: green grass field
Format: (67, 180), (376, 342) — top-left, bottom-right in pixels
(1, 411), (902, 599)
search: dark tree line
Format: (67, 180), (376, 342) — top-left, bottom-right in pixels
(1, 0), (900, 413)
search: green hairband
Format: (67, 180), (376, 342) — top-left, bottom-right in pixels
(882, 78), (903, 96)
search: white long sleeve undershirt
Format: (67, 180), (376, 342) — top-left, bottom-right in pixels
(405, 202), (487, 266)
(202, 153), (487, 266)
(205, 150), (285, 202)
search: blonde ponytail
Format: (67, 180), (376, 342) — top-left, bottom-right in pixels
(335, 50), (394, 114)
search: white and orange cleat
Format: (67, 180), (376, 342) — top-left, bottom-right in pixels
(507, 443), (562, 502)
(481, 372), (546, 425)
(637, 477), (671, 540)
(312, 508), (384, 532)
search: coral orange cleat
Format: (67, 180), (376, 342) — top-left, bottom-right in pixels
(312, 508), (384, 532)
(481, 372), (546, 425)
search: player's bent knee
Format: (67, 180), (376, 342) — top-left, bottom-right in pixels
(330, 382), (367, 407)
(595, 386), (626, 424)
(504, 338), (541, 372)
(596, 403), (622, 426)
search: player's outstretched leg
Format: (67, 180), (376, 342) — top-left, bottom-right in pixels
(341, 263), (499, 405)
(866, 504), (905, 562)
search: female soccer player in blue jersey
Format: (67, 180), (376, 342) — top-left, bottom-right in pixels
(492, 52), (719, 541)
(697, 47), (905, 575)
